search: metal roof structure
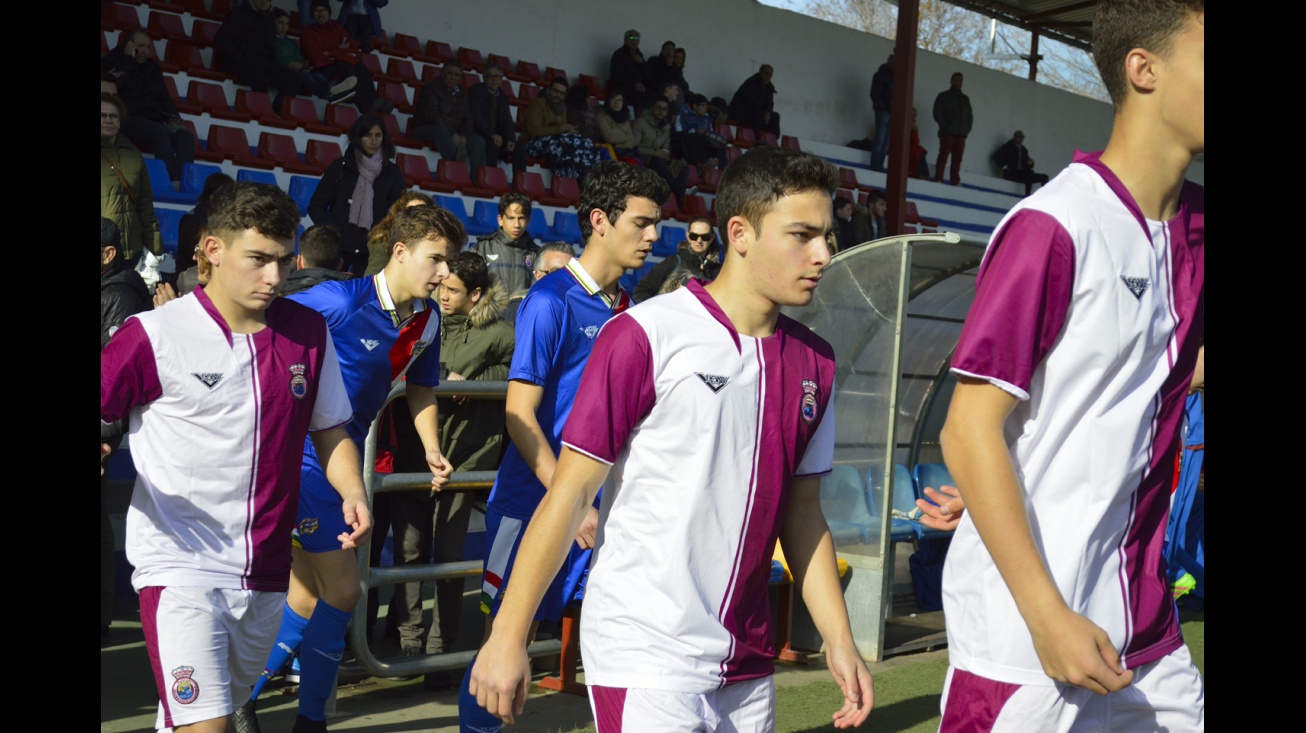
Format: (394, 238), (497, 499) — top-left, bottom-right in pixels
(945, 0), (1097, 52)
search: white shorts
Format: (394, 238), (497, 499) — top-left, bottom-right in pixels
(939, 645), (1204, 732)
(139, 586), (285, 730)
(589, 676), (775, 733)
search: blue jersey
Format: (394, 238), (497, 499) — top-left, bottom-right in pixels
(488, 258), (630, 519)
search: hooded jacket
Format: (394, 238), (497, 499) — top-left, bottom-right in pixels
(101, 135), (162, 260)
(437, 277), (515, 471)
(471, 228), (539, 295)
(632, 108), (672, 160)
(101, 258), (152, 350)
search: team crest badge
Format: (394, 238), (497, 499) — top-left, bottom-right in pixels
(170, 666), (200, 705)
(411, 340), (429, 357)
(524, 253), (534, 269)
(1120, 275), (1150, 300)
(695, 372), (730, 394)
(289, 363), (307, 399)
(800, 380), (819, 424)
(298, 517), (319, 536)
(192, 372), (224, 389)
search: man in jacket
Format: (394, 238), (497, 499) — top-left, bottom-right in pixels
(101, 92), (162, 264)
(469, 63), (518, 170)
(833, 196), (874, 252)
(608, 29), (651, 104)
(299, 0), (388, 114)
(522, 77), (601, 181)
(101, 29), (194, 186)
(728, 64), (780, 137)
(992, 130), (1050, 196)
(633, 95), (690, 207)
(282, 224), (351, 296)
(412, 62), (488, 178)
(471, 193), (539, 295)
(869, 54), (893, 172)
(932, 72), (974, 186)
(215, 0), (306, 114)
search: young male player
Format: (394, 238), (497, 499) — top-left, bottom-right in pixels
(457, 160), (669, 733)
(241, 205), (464, 733)
(937, 1), (1204, 729)
(100, 182), (370, 733)
(470, 146), (875, 731)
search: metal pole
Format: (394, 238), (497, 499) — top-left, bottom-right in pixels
(886, 0), (921, 236)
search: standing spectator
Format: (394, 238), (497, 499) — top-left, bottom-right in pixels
(468, 63), (518, 171)
(273, 8), (358, 104)
(595, 91), (641, 164)
(993, 130), (1051, 196)
(869, 53), (893, 172)
(632, 215), (720, 302)
(308, 114), (406, 274)
(101, 92), (162, 266)
(674, 93), (727, 175)
(522, 77), (603, 182)
(363, 191), (434, 276)
(299, 0), (389, 115)
(669, 46), (691, 100)
(215, 0), (306, 115)
(633, 95), (691, 208)
(932, 72), (973, 186)
(177, 172), (235, 281)
(864, 190), (889, 239)
(411, 62), (487, 177)
(728, 64), (780, 138)
(282, 224), (350, 296)
(471, 193), (539, 295)
(608, 28), (650, 104)
(101, 29), (194, 187)
(646, 40), (677, 94)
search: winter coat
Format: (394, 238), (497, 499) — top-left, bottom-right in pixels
(101, 259), (152, 350)
(522, 95), (568, 142)
(214, 0), (277, 74)
(870, 62), (893, 114)
(308, 147), (405, 258)
(299, 19), (361, 69)
(932, 87), (973, 138)
(596, 110), (637, 150)
(437, 278), (515, 471)
(101, 50), (179, 124)
(633, 242), (720, 303)
(413, 81), (472, 135)
(632, 109), (672, 160)
(101, 135), (162, 260)
(471, 228), (540, 295)
(728, 73), (776, 120)
(468, 82), (516, 142)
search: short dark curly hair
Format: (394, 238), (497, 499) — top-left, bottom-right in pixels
(1093, 0), (1204, 107)
(714, 147), (838, 235)
(448, 251), (490, 295)
(577, 160), (669, 240)
(207, 181), (302, 243)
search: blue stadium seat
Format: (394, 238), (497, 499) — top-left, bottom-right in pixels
(434, 195), (476, 240)
(526, 208), (552, 240)
(552, 211), (582, 244)
(182, 162), (224, 198)
(819, 465), (877, 545)
(469, 200), (500, 237)
(155, 207), (185, 254)
(145, 158), (197, 205)
(288, 176), (318, 216)
(236, 169), (279, 186)
(866, 463), (923, 541)
(654, 224), (685, 257)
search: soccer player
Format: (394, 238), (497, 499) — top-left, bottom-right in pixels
(936, 1), (1204, 729)
(456, 160), (669, 733)
(241, 205), (464, 733)
(99, 181), (369, 733)
(469, 146), (875, 731)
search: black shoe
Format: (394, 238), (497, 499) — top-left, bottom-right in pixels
(392, 646), (423, 682)
(232, 699), (262, 733)
(291, 715), (329, 733)
(422, 668), (456, 691)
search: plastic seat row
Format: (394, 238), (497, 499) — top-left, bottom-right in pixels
(819, 462), (959, 546)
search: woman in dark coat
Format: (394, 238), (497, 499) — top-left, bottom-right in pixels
(308, 113), (406, 274)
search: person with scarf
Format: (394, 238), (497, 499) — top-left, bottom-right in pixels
(308, 114), (405, 274)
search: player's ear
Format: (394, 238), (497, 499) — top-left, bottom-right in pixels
(588, 208), (608, 238)
(1124, 47), (1159, 94)
(392, 240), (408, 263)
(725, 215), (752, 258)
(201, 234), (223, 268)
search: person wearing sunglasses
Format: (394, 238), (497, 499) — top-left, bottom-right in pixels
(633, 216), (720, 303)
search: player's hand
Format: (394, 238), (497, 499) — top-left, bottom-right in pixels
(337, 491), (373, 549)
(469, 634), (532, 724)
(915, 484), (965, 531)
(101, 443), (112, 476)
(574, 506), (599, 549)
(153, 281), (178, 308)
(1027, 605), (1134, 695)
(427, 448), (454, 493)
(826, 641), (874, 728)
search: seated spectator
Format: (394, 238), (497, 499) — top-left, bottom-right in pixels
(177, 172), (235, 279)
(273, 8), (357, 104)
(608, 28), (650, 104)
(504, 241), (574, 324)
(215, 0), (307, 114)
(308, 113), (406, 274)
(633, 215), (720, 302)
(100, 217), (152, 350)
(101, 29), (194, 187)
(595, 91), (641, 164)
(633, 95), (690, 207)
(299, 0), (390, 114)
(282, 223), (350, 295)
(993, 130), (1050, 196)
(411, 62), (487, 177)
(728, 63), (780, 137)
(468, 63), (517, 171)
(566, 84), (601, 143)
(470, 193), (539, 295)
(674, 93), (726, 175)
(101, 92), (161, 267)
(363, 191), (434, 276)
(297, 0), (386, 51)
(521, 77), (602, 182)
(833, 195), (873, 252)
(864, 190), (889, 239)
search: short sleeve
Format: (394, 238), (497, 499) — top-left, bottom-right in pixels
(951, 209), (1075, 400)
(508, 288), (564, 386)
(402, 309), (444, 388)
(560, 314), (656, 465)
(794, 395), (835, 477)
(101, 317), (162, 425)
(288, 280), (350, 331)
(309, 332), (354, 432)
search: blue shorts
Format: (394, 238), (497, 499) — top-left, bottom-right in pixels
(292, 439), (352, 554)
(480, 505), (590, 622)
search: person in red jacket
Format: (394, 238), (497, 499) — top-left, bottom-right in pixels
(299, 0), (391, 114)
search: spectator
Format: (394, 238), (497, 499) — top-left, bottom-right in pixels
(272, 8), (357, 104)
(669, 46), (691, 100)
(674, 93), (727, 175)
(100, 71), (118, 96)
(909, 107), (931, 179)
(214, 0), (306, 114)
(646, 40), (677, 95)
(411, 61), (487, 177)
(869, 53), (893, 172)
(728, 63), (780, 137)
(470, 192), (539, 295)
(608, 28), (650, 103)
(363, 191), (434, 276)
(522, 76), (602, 182)
(633, 94), (691, 207)
(993, 130), (1050, 196)
(566, 83), (601, 142)
(633, 215), (720, 302)
(932, 72), (973, 185)
(595, 91), (641, 163)
(505, 241), (575, 324)
(864, 190), (889, 239)
(308, 113), (406, 274)
(101, 29), (195, 187)
(299, 0), (390, 114)
(468, 63), (518, 171)
(101, 92), (162, 266)
(282, 223), (349, 296)
(338, 0), (387, 52)
(177, 172), (235, 281)
(832, 195), (873, 252)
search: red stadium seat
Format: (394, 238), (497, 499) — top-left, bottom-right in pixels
(760, 132), (779, 147)
(396, 153), (452, 192)
(147, 12), (188, 43)
(904, 201), (939, 233)
(379, 82), (413, 114)
(164, 41), (226, 81)
(550, 176), (580, 207)
(513, 84), (539, 107)
(839, 166), (876, 193)
(257, 132), (317, 174)
(460, 72), (481, 92)
(543, 67), (568, 85)
(734, 126), (757, 148)
(103, 3), (141, 31)
(727, 146), (746, 163)
(476, 166), (511, 199)
(188, 80), (251, 121)
(391, 33), (423, 58)
(189, 18), (221, 47)
(164, 75), (201, 115)
(386, 58), (419, 86)
(697, 167), (722, 194)
(662, 196), (684, 223)
(237, 90), (296, 129)
(304, 139), (342, 173)
(512, 171), (566, 206)
(324, 104), (359, 134)
(457, 47), (485, 72)
(486, 53), (513, 76)
(206, 125), (268, 168)
(681, 195), (711, 221)
(178, 0), (221, 21)
(578, 74), (605, 101)
(513, 60), (543, 86)
(436, 160), (493, 199)
(425, 41), (454, 65)
(781, 135), (801, 151)
(283, 97), (327, 133)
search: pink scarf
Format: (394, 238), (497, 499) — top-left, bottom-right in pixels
(348, 148), (384, 230)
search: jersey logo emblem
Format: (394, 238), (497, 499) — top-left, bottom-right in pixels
(695, 372), (730, 393)
(581, 325), (599, 339)
(1120, 276), (1150, 300)
(486, 253), (500, 261)
(170, 666), (200, 705)
(298, 517), (319, 536)
(411, 340), (429, 357)
(361, 339), (381, 351)
(800, 380), (819, 424)
(524, 253), (534, 269)
(289, 363), (308, 399)
(192, 372), (224, 389)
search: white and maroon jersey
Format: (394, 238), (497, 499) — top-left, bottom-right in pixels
(945, 151), (1204, 686)
(100, 287), (352, 593)
(563, 280), (836, 693)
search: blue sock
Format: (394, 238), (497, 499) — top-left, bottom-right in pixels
(458, 657), (503, 733)
(251, 604), (309, 700)
(298, 601), (352, 722)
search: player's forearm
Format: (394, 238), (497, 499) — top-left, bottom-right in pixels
(780, 487), (856, 649)
(406, 384), (442, 454)
(505, 406), (558, 490)
(311, 427), (368, 503)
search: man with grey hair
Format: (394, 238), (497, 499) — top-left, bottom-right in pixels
(505, 242), (575, 324)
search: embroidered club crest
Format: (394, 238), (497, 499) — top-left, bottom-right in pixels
(524, 253), (534, 270)
(289, 363), (307, 399)
(411, 340), (429, 357)
(170, 666), (200, 705)
(695, 372), (730, 393)
(192, 372), (224, 389)
(298, 517), (319, 536)
(800, 380), (819, 424)
(1120, 275), (1150, 300)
